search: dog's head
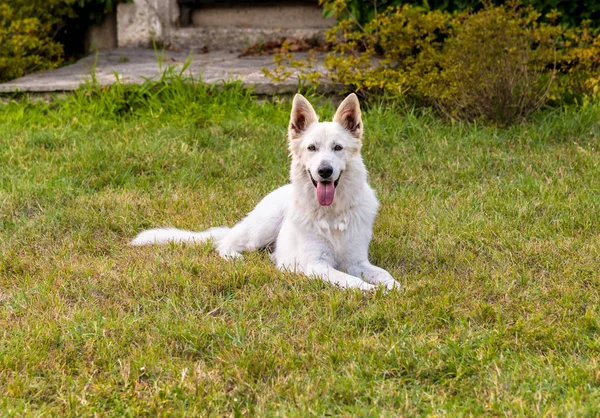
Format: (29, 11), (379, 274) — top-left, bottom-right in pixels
(288, 94), (363, 206)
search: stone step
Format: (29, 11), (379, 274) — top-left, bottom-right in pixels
(117, 0), (334, 50)
(0, 49), (334, 95)
(169, 27), (327, 51)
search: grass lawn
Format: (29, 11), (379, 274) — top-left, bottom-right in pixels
(1, 78), (600, 416)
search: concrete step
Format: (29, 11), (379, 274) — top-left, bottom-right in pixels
(117, 0), (334, 50)
(0, 48), (334, 95)
(169, 27), (326, 51)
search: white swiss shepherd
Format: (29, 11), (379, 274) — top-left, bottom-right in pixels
(131, 93), (400, 291)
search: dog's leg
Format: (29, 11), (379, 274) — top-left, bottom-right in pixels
(215, 205), (281, 259)
(215, 223), (250, 259)
(216, 185), (292, 259)
(304, 263), (376, 291)
(347, 262), (401, 290)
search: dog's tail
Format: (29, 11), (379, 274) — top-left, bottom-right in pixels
(130, 227), (230, 246)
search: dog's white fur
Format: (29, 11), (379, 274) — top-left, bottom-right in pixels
(131, 94), (400, 291)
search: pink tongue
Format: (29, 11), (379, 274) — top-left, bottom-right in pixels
(316, 181), (335, 206)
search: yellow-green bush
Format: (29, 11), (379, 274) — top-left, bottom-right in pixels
(0, 3), (64, 82)
(266, 1), (600, 125)
(554, 21), (600, 101)
(321, 0), (600, 28)
(421, 6), (560, 125)
(0, 0), (124, 83)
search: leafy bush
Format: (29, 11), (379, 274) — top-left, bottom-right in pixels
(555, 21), (600, 101)
(323, 0), (600, 28)
(420, 6), (559, 124)
(0, 0), (124, 83)
(267, 2), (600, 125)
(0, 3), (64, 82)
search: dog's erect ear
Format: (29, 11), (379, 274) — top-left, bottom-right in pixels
(333, 93), (362, 139)
(289, 94), (318, 140)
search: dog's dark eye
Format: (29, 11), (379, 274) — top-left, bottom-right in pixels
(308, 145), (316, 151)
(334, 144), (343, 151)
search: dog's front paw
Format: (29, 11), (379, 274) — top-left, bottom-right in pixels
(218, 249), (243, 260)
(369, 270), (402, 291)
(344, 278), (376, 292)
(382, 278), (402, 291)
(359, 282), (377, 292)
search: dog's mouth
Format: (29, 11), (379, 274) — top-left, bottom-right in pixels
(309, 171), (341, 206)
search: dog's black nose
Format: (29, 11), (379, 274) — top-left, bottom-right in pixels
(318, 165), (333, 179)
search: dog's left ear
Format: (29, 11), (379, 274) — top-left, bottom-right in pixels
(333, 93), (362, 139)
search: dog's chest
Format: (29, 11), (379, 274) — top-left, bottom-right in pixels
(313, 210), (362, 253)
(316, 214), (350, 233)
(311, 210), (368, 266)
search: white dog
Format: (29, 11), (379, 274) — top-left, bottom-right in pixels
(131, 94), (400, 291)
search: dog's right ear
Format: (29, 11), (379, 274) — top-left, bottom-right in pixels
(289, 94), (318, 140)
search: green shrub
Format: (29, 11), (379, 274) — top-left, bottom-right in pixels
(420, 6), (559, 125)
(0, 0), (124, 83)
(554, 21), (600, 101)
(0, 3), (64, 82)
(267, 2), (600, 125)
(323, 0), (600, 28)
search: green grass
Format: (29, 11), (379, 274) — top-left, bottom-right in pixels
(1, 76), (600, 416)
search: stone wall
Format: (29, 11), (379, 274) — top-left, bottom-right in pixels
(117, 0), (178, 48)
(115, 0), (333, 50)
